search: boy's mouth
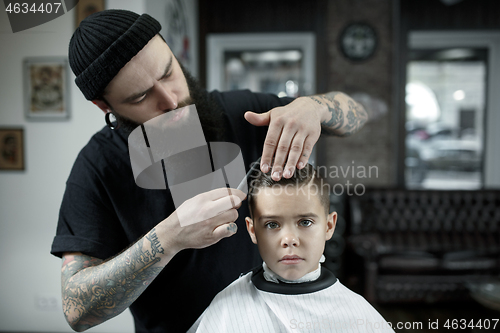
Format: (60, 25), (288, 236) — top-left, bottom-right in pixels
(280, 255), (303, 264)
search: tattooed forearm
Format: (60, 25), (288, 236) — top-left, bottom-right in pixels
(145, 231), (164, 257)
(310, 92), (368, 136)
(61, 228), (166, 331)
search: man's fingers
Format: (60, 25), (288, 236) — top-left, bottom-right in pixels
(244, 111), (270, 127)
(177, 188), (245, 227)
(296, 135), (317, 170)
(247, 102), (321, 177)
(211, 208), (239, 240)
(175, 207), (239, 249)
(212, 222), (238, 240)
(260, 120), (283, 174)
(203, 187), (246, 201)
(282, 134), (307, 178)
(270, 126), (297, 180)
(211, 194), (243, 216)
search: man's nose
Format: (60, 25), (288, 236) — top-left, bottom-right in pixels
(156, 83), (178, 111)
(281, 229), (299, 248)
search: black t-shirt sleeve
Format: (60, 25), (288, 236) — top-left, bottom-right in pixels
(210, 89), (294, 117)
(50, 133), (129, 259)
(51, 183), (123, 259)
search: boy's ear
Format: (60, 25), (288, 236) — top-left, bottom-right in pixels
(325, 212), (337, 241)
(245, 217), (258, 244)
(92, 99), (111, 114)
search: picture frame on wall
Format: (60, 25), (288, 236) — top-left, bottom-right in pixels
(23, 57), (70, 121)
(146, 0), (199, 77)
(75, 0), (105, 28)
(0, 128), (25, 171)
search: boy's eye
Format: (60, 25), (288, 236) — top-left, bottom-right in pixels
(299, 219), (313, 227)
(265, 222), (279, 229)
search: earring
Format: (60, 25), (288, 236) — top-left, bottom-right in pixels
(105, 112), (116, 130)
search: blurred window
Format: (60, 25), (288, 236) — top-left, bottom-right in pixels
(224, 50), (304, 97)
(207, 33), (316, 96)
(405, 48), (487, 189)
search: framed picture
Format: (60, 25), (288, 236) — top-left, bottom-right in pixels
(76, 0), (105, 28)
(0, 128), (24, 171)
(146, 0), (199, 76)
(23, 57), (70, 120)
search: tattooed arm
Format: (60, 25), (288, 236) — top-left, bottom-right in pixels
(61, 227), (173, 332)
(309, 92), (368, 137)
(61, 188), (247, 332)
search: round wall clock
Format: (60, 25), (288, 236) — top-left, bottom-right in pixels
(339, 23), (377, 61)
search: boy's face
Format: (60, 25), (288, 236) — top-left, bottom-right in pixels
(246, 184), (336, 281)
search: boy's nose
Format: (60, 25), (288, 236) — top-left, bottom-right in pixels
(156, 83), (178, 111)
(281, 232), (299, 248)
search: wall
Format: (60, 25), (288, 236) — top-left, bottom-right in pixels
(318, 0), (394, 188)
(402, 0), (500, 30)
(0, 2), (136, 332)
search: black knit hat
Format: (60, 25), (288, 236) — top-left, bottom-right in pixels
(69, 9), (162, 100)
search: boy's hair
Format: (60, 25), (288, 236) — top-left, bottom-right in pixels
(247, 163), (330, 218)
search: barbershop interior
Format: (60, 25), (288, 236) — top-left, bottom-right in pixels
(1, 0), (500, 332)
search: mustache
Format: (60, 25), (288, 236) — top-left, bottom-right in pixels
(174, 97), (193, 110)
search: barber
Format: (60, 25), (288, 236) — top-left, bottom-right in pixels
(51, 9), (368, 333)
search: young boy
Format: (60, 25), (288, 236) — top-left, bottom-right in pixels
(188, 164), (394, 332)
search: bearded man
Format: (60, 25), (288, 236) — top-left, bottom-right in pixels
(51, 9), (368, 333)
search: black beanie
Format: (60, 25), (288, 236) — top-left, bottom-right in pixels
(69, 9), (162, 100)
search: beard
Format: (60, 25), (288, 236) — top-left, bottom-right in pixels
(110, 62), (227, 142)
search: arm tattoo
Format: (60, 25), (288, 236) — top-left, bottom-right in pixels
(311, 92), (368, 136)
(62, 228), (165, 331)
(145, 231), (164, 257)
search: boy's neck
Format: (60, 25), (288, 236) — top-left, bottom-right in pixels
(262, 262), (322, 284)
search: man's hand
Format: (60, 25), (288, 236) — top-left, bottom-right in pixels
(244, 97), (322, 181)
(165, 188), (247, 252)
(245, 92), (368, 181)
